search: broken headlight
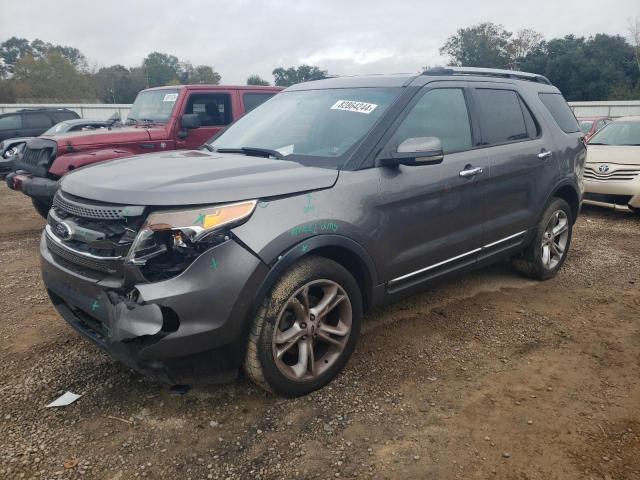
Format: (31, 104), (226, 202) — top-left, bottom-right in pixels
(125, 200), (257, 267)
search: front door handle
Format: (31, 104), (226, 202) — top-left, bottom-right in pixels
(459, 166), (484, 178)
(538, 150), (552, 160)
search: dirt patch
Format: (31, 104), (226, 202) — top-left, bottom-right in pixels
(0, 184), (639, 480)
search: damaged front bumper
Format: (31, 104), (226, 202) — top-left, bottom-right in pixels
(40, 232), (269, 384)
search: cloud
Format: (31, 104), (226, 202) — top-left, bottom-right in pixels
(0, 0), (638, 84)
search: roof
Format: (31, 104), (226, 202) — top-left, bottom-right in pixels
(422, 67), (551, 85)
(144, 84), (282, 92)
(285, 74), (417, 91)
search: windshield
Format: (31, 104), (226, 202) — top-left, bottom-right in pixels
(579, 121), (593, 134)
(43, 121), (70, 135)
(127, 88), (180, 124)
(589, 122), (640, 146)
(208, 87), (400, 168)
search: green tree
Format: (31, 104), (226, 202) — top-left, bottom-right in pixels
(12, 52), (95, 101)
(189, 65), (221, 84)
(272, 65), (327, 87)
(440, 22), (512, 69)
(0, 37), (87, 78)
(520, 34), (640, 101)
(93, 64), (145, 103)
(247, 74), (270, 86)
(142, 52), (180, 87)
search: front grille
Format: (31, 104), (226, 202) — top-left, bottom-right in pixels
(46, 231), (122, 274)
(584, 166), (640, 182)
(20, 146), (52, 167)
(54, 191), (144, 220)
(45, 192), (145, 275)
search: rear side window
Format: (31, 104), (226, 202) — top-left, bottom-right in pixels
(0, 114), (22, 130)
(474, 89), (529, 145)
(538, 93), (580, 133)
(243, 92), (276, 113)
(391, 88), (473, 154)
(25, 112), (54, 129)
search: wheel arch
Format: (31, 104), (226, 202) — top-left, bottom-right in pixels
(548, 181), (581, 224)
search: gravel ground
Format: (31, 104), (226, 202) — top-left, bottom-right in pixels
(1, 183), (639, 480)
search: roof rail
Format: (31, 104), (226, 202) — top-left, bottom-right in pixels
(422, 66), (551, 85)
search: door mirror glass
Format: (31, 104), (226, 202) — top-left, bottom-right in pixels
(382, 136), (444, 167)
(181, 114), (201, 130)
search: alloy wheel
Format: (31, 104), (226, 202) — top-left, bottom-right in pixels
(271, 279), (352, 382)
(541, 210), (569, 270)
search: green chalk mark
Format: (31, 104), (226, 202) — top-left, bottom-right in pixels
(194, 213), (206, 225)
(91, 300), (99, 311)
(210, 257), (219, 270)
(258, 201), (269, 208)
(301, 244), (309, 253)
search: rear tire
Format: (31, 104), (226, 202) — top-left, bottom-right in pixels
(244, 256), (362, 397)
(512, 198), (573, 280)
(31, 198), (52, 219)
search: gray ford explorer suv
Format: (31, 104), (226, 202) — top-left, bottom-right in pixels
(40, 67), (586, 397)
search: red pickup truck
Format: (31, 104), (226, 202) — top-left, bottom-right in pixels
(7, 84), (282, 217)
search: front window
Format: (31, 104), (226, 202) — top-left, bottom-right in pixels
(126, 88), (180, 125)
(589, 122), (640, 146)
(579, 121), (593, 134)
(208, 87), (400, 168)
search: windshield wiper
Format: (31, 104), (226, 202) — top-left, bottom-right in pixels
(216, 147), (284, 159)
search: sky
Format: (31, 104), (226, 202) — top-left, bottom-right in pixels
(1, 0), (638, 85)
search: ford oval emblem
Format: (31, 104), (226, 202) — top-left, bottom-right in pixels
(55, 222), (73, 241)
(598, 164), (610, 173)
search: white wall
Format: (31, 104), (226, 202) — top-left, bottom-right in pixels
(0, 103), (132, 120)
(569, 100), (640, 118)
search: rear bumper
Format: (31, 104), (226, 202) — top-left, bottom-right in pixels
(7, 171), (58, 204)
(40, 231), (269, 384)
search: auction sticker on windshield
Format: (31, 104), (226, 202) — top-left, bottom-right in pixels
(331, 100), (378, 114)
(163, 93), (178, 102)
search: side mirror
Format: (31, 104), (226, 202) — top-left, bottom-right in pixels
(381, 137), (444, 167)
(181, 114), (201, 130)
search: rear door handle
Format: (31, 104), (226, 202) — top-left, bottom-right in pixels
(538, 150), (552, 160)
(459, 166), (484, 178)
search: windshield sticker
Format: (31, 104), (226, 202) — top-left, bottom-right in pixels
(163, 93), (178, 102)
(276, 144), (294, 156)
(331, 100), (378, 114)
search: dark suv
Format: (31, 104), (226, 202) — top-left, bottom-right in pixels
(0, 107), (79, 142)
(39, 67), (585, 396)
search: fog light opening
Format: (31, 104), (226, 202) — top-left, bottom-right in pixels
(160, 306), (180, 333)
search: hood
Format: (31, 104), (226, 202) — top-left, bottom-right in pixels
(586, 145), (640, 166)
(51, 125), (158, 148)
(60, 150), (339, 205)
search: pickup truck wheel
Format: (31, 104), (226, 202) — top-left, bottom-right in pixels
(31, 198), (52, 219)
(512, 197), (572, 280)
(244, 256), (362, 397)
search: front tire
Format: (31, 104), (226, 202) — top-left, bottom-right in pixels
(512, 198), (573, 280)
(244, 256), (362, 397)
(31, 198), (52, 219)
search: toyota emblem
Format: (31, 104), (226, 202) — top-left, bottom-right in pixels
(598, 164), (610, 173)
(55, 222), (74, 241)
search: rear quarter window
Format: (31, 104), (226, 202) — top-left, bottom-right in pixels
(538, 93), (580, 133)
